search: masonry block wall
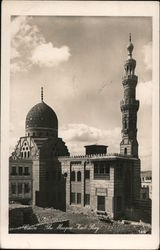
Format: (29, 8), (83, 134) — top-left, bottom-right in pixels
(132, 159), (141, 201)
(114, 158), (141, 219)
(32, 160), (39, 205)
(90, 162), (114, 217)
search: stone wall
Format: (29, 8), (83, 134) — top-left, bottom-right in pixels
(9, 205), (38, 228)
(32, 159), (39, 205)
(125, 198), (151, 223)
(90, 162), (114, 217)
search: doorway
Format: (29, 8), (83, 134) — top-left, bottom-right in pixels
(97, 195), (105, 211)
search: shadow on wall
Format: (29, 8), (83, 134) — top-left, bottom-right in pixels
(35, 170), (67, 212)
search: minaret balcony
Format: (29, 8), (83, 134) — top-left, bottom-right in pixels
(120, 99), (139, 111)
(120, 99), (139, 105)
(123, 129), (138, 136)
(122, 75), (138, 85)
(121, 128), (128, 134)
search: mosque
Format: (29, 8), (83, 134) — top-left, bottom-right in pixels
(9, 36), (141, 219)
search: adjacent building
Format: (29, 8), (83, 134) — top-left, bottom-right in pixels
(140, 171), (152, 199)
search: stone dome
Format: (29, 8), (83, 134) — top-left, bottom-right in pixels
(25, 101), (58, 138)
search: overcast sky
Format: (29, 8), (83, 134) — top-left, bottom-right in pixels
(10, 16), (152, 170)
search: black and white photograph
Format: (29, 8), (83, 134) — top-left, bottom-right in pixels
(1, 1), (159, 249)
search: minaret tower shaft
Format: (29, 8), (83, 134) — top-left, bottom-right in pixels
(120, 34), (139, 158)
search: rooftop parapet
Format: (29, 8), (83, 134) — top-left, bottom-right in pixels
(58, 152), (137, 161)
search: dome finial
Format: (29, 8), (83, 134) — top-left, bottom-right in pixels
(41, 86), (43, 102)
(129, 33), (131, 43)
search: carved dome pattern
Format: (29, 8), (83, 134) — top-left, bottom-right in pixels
(25, 102), (58, 130)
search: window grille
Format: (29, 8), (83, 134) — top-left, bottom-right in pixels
(71, 171), (75, 181)
(77, 171), (81, 182)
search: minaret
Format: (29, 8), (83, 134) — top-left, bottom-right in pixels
(120, 34), (139, 158)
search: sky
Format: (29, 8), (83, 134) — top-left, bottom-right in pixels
(10, 16), (152, 171)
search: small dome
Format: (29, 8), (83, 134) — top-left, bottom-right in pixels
(25, 102), (58, 130)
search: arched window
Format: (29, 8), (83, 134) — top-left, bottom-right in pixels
(24, 151), (26, 158)
(124, 148), (127, 155)
(71, 171), (75, 182)
(77, 171), (81, 182)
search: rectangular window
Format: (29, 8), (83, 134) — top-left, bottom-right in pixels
(94, 164), (99, 174)
(71, 192), (75, 204)
(97, 196), (105, 211)
(77, 193), (81, 204)
(18, 183), (22, 194)
(24, 167), (29, 175)
(85, 170), (90, 179)
(100, 164), (104, 174)
(104, 164), (110, 174)
(85, 194), (90, 205)
(24, 183), (30, 193)
(18, 166), (23, 175)
(11, 183), (16, 194)
(94, 162), (110, 179)
(11, 166), (17, 175)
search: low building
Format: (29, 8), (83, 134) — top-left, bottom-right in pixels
(141, 171), (152, 199)
(60, 145), (141, 219)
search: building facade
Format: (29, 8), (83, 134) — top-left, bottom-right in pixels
(60, 148), (140, 219)
(9, 36), (141, 219)
(140, 171), (152, 199)
(9, 91), (69, 209)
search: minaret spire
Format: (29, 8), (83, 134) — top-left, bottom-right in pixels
(129, 33), (131, 43)
(41, 86), (43, 102)
(127, 33), (134, 59)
